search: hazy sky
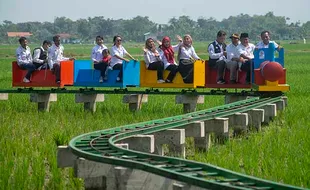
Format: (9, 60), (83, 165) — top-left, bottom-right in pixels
(0, 0), (309, 24)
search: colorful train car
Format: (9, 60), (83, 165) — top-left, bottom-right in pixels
(204, 44), (289, 92)
(74, 60), (140, 88)
(253, 43), (289, 91)
(140, 60), (205, 88)
(12, 61), (74, 87)
(205, 60), (250, 89)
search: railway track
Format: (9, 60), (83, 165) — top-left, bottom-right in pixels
(67, 96), (304, 190)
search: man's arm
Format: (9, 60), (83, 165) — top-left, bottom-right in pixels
(91, 47), (98, 63)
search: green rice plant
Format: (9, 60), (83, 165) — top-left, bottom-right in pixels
(0, 42), (309, 189)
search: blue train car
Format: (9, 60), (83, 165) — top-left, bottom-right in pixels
(74, 60), (140, 88)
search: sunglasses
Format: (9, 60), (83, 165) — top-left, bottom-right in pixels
(117, 39), (122, 42)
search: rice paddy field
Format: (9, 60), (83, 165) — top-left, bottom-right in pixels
(0, 41), (309, 189)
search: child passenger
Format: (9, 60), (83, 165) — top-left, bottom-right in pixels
(101, 49), (112, 82)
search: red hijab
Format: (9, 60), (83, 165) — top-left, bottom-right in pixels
(161, 36), (174, 64)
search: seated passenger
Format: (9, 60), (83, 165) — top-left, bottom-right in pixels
(178, 34), (200, 83)
(101, 49), (112, 82)
(91, 35), (108, 82)
(33, 40), (52, 70)
(48, 35), (75, 84)
(208, 30), (227, 84)
(143, 38), (165, 83)
(256, 30), (280, 49)
(237, 33), (255, 84)
(16, 37), (35, 83)
(159, 36), (181, 83)
(110, 35), (136, 82)
(226, 33), (241, 84)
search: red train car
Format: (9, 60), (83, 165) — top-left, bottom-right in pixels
(12, 61), (74, 88)
(204, 60), (251, 89)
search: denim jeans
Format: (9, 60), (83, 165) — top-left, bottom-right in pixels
(19, 63), (36, 80)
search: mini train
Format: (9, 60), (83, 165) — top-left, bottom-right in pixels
(12, 45), (289, 92)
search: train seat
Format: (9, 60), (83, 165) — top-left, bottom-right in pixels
(205, 60), (251, 88)
(140, 60), (205, 88)
(74, 60), (140, 88)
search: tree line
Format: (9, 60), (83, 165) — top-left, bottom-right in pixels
(1, 12), (309, 44)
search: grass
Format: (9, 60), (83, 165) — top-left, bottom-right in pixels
(0, 42), (309, 189)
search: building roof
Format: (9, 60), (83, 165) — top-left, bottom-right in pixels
(7, 32), (32, 37)
(57, 33), (71, 38)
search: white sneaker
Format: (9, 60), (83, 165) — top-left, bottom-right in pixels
(99, 76), (103, 83)
(116, 77), (121, 81)
(217, 80), (225, 84)
(23, 77), (30, 83)
(157, 79), (165, 83)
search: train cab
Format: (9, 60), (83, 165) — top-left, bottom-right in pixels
(12, 61), (74, 87)
(73, 60), (140, 88)
(252, 43), (289, 92)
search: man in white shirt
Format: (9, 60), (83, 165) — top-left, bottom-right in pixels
(226, 33), (241, 84)
(237, 33), (256, 84)
(208, 30), (227, 84)
(256, 30), (279, 49)
(15, 37), (35, 83)
(33, 40), (51, 70)
(48, 35), (74, 83)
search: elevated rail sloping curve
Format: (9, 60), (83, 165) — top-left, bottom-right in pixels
(69, 97), (303, 190)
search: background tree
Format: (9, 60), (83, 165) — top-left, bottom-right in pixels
(0, 13), (309, 44)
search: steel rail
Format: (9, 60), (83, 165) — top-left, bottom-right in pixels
(0, 88), (283, 97)
(69, 97), (303, 190)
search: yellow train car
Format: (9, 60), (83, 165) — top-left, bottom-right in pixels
(140, 60), (205, 88)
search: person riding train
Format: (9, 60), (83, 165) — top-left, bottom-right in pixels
(237, 33), (255, 84)
(208, 30), (227, 84)
(91, 35), (109, 83)
(110, 35), (137, 82)
(226, 33), (241, 84)
(143, 38), (165, 83)
(48, 35), (75, 84)
(177, 34), (201, 83)
(33, 40), (52, 70)
(15, 37), (35, 83)
(158, 36), (181, 83)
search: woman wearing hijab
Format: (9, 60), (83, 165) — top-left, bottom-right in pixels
(143, 38), (165, 83)
(177, 34), (200, 83)
(159, 36), (181, 83)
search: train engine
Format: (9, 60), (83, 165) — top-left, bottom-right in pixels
(253, 43), (289, 92)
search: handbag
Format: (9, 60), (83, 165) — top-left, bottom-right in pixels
(181, 59), (193, 65)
